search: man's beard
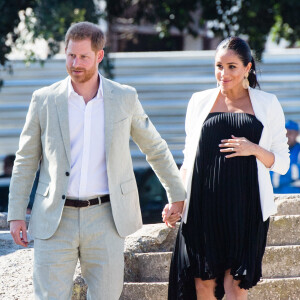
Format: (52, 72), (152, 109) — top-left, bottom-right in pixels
(66, 65), (98, 84)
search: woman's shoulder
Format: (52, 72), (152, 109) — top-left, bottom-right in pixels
(249, 88), (278, 103)
(189, 88), (219, 107)
(192, 87), (218, 100)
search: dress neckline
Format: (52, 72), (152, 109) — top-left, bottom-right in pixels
(208, 112), (256, 117)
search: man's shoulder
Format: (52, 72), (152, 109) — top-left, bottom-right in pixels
(33, 78), (67, 98)
(103, 77), (137, 95)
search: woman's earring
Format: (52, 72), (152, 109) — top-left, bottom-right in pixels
(217, 81), (220, 87)
(242, 75), (249, 89)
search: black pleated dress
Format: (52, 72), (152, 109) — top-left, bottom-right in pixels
(168, 112), (270, 300)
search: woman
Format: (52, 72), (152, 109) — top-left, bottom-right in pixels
(163, 37), (290, 300)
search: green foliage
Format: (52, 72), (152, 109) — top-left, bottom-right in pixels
(200, 0), (278, 59)
(106, 0), (300, 59)
(1, 0), (300, 84)
(24, 0), (101, 58)
(271, 0), (300, 47)
(0, 0), (36, 65)
(0, 0), (113, 81)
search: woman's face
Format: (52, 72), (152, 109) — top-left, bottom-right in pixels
(215, 49), (251, 92)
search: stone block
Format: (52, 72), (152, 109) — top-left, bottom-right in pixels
(249, 277), (300, 300)
(120, 283), (168, 300)
(275, 194), (300, 216)
(124, 246), (300, 283)
(262, 245), (300, 278)
(267, 215), (300, 246)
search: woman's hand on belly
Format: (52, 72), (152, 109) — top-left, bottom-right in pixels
(219, 134), (257, 158)
(219, 134), (275, 168)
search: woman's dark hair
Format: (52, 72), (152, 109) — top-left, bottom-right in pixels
(216, 37), (260, 89)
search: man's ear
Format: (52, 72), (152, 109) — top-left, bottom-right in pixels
(97, 50), (104, 64)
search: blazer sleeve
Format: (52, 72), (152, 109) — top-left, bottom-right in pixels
(8, 92), (42, 221)
(181, 94), (195, 170)
(130, 90), (186, 203)
(269, 95), (290, 175)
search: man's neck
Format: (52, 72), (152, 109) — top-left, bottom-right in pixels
(72, 74), (100, 104)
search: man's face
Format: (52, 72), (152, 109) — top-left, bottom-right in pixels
(286, 129), (298, 147)
(65, 39), (104, 84)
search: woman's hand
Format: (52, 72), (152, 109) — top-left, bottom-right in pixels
(162, 202), (184, 228)
(219, 135), (257, 158)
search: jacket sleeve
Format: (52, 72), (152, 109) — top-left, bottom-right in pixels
(8, 92), (42, 221)
(130, 90), (186, 203)
(269, 95), (290, 175)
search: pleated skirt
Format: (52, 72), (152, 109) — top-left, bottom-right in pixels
(168, 112), (269, 299)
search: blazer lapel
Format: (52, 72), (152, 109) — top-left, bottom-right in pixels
(102, 78), (115, 163)
(55, 78), (71, 165)
(248, 87), (269, 148)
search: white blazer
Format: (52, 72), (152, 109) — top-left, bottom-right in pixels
(181, 87), (290, 223)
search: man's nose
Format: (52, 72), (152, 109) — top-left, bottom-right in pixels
(72, 57), (80, 67)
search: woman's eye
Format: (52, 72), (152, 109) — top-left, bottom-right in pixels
(216, 64), (223, 69)
(229, 65), (236, 69)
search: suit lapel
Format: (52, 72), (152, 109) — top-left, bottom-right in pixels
(55, 78), (71, 166)
(102, 78), (115, 163)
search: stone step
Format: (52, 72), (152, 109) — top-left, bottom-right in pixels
(267, 215), (300, 246)
(125, 245), (300, 282)
(120, 278), (300, 300)
(120, 283), (168, 300)
(274, 194), (300, 216)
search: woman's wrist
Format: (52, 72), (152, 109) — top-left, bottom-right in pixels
(252, 143), (260, 157)
(253, 144), (275, 168)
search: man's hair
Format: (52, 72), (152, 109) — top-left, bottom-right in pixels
(65, 22), (106, 51)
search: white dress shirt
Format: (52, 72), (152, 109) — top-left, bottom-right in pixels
(67, 74), (109, 198)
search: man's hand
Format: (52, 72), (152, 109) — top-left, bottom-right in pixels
(10, 220), (28, 247)
(162, 201), (184, 228)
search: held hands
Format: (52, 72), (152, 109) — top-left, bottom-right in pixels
(10, 220), (28, 247)
(162, 201), (184, 228)
(219, 135), (257, 158)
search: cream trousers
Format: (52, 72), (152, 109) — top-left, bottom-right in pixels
(33, 202), (125, 300)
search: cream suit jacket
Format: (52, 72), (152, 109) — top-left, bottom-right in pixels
(181, 87), (290, 223)
(8, 77), (186, 239)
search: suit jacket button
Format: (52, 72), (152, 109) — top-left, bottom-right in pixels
(62, 195), (66, 200)
(65, 172), (70, 176)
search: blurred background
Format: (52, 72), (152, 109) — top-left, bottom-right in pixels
(0, 0), (299, 223)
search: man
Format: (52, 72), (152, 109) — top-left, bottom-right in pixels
(271, 120), (300, 193)
(8, 22), (185, 300)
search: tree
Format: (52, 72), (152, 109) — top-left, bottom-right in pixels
(106, 0), (300, 59)
(1, 0), (299, 77)
(0, 0), (112, 85)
